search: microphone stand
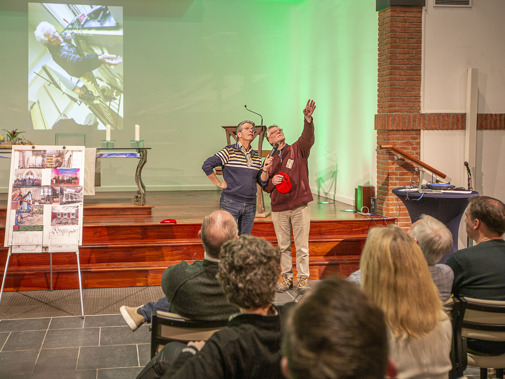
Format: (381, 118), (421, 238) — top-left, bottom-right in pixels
(243, 105), (269, 217)
(244, 105), (263, 126)
(464, 161), (474, 248)
(464, 162), (473, 191)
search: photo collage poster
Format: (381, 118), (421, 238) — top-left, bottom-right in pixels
(5, 146), (85, 253)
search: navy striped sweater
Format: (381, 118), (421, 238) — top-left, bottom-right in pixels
(202, 143), (263, 203)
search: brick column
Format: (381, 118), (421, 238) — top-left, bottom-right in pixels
(375, 1), (505, 227)
(375, 5), (424, 227)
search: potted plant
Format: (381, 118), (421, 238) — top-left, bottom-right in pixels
(1, 129), (31, 147)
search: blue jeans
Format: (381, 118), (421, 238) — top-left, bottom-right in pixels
(220, 194), (256, 235)
(138, 296), (170, 323)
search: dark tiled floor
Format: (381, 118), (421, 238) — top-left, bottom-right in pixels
(0, 314), (151, 378)
(0, 284), (484, 378)
(0, 285), (305, 378)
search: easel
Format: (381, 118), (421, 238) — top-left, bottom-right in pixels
(1, 145), (86, 318)
(0, 245), (85, 318)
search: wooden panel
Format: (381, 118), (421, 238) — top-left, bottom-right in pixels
(0, 191), (395, 291)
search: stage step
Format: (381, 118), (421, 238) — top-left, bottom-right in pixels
(0, 217), (394, 292)
(0, 204), (153, 221)
(83, 204), (153, 217)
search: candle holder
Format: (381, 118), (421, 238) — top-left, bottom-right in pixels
(130, 140), (144, 148)
(101, 140), (116, 148)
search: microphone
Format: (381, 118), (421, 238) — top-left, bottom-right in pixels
(464, 161), (470, 173)
(464, 161), (473, 190)
(261, 143), (279, 169)
(244, 105), (263, 126)
(268, 143), (279, 158)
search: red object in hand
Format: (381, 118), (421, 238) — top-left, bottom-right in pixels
(276, 171), (292, 193)
(160, 219), (177, 224)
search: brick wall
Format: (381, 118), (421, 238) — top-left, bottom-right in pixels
(376, 6), (424, 227)
(375, 4), (505, 228)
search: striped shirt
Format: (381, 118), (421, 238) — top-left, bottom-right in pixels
(202, 143), (264, 203)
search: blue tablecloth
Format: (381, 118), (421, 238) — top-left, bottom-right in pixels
(392, 187), (479, 262)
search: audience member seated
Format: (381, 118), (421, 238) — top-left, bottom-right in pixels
(348, 214), (454, 301)
(137, 234), (284, 379)
(120, 210), (239, 331)
(281, 275), (395, 379)
(446, 195), (505, 355)
(361, 225), (452, 379)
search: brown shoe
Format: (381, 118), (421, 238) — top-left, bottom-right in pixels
(296, 276), (310, 294)
(120, 305), (145, 331)
(275, 274), (293, 293)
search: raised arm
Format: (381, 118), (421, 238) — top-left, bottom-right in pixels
(303, 99), (316, 123)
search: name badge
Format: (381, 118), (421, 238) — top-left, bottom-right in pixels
(286, 159), (294, 169)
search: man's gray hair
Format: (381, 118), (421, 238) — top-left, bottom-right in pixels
(34, 21), (56, 44)
(410, 214), (453, 265)
(266, 124), (279, 139)
(236, 120), (255, 134)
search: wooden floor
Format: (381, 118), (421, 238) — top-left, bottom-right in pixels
(0, 190), (395, 291)
(79, 190), (362, 225)
(0, 190), (363, 227)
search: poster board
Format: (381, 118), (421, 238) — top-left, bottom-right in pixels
(4, 145), (85, 253)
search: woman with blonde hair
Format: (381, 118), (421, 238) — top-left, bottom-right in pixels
(360, 224), (452, 379)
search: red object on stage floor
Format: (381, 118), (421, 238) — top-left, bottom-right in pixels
(160, 219), (177, 224)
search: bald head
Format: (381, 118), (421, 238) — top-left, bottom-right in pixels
(200, 210), (238, 258)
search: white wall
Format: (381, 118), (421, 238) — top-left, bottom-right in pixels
(422, 0), (505, 247)
(0, 0), (379, 207)
(423, 0), (505, 113)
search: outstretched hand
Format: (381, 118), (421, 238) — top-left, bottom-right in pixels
(303, 99), (316, 122)
(99, 54), (123, 65)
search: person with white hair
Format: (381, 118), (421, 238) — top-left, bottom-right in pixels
(34, 21), (122, 104)
(34, 21), (122, 78)
(348, 214), (454, 301)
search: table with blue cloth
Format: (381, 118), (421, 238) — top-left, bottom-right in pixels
(392, 187), (479, 262)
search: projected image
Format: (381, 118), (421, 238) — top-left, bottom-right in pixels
(28, 3), (123, 131)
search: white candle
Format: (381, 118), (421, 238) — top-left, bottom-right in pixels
(135, 124), (140, 141)
(106, 125), (111, 141)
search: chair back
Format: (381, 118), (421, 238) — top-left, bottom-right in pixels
(150, 310), (228, 358)
(461, 297), (505, 342)
(445, 298), (468, 379)
(450, 297), (505, 377)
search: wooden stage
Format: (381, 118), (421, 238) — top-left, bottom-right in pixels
(0, 191), (396, 291)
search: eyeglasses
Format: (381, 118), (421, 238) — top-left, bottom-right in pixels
(269, 128), (283, 137)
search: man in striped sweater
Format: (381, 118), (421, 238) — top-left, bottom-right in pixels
(202, 121), (271, 235)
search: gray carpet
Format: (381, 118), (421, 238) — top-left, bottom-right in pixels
(0, 285), (305, 320)
(0, 286), (165, 319)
